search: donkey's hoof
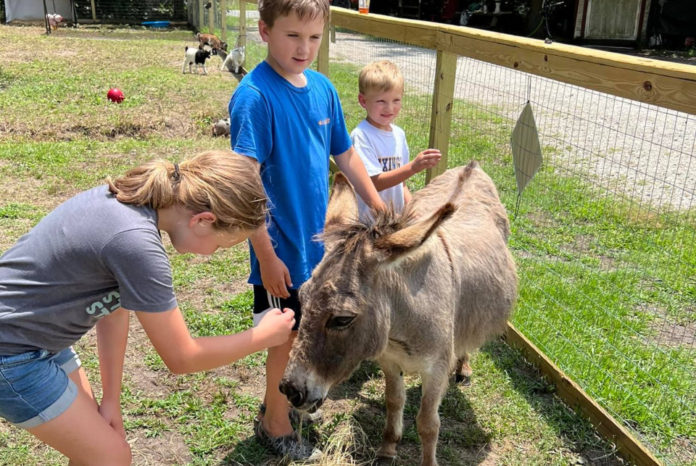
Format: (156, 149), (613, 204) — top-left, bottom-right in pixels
(455, 373), (471, 385)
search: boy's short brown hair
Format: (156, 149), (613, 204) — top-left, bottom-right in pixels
(258, 0), (330, 28)
(358, 60), (404, 95)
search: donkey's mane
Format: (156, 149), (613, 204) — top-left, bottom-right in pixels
(320, 207), (414, 256)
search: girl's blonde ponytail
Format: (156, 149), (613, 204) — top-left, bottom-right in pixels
(108, 150), (267, 232)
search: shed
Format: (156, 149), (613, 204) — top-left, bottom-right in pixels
(574, 0), (651, 43)
(4, 0), (74, 24)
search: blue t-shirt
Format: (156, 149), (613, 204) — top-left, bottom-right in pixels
(228, 61), (352, 286)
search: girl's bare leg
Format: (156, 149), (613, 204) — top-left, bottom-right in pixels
(28, 368), (131, 466)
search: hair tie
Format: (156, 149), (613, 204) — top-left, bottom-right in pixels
(172, 163), (180, 181)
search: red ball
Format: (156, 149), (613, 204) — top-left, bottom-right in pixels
(107, 88), (125, 103)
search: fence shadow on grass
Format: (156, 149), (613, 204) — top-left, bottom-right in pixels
(481, 339), (626, 465)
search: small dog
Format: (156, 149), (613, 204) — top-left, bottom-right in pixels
(195, 33), (227, 54)
(219, 46), (246, 74)
(46, 14), (64, 31)
(182, 46), (211, 75)
(212, 118), (230, 137)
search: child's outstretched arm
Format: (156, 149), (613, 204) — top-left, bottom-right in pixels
(335, 146), (386, 210)
(136, 305), (295, 374)
(370, 148), (442, 192)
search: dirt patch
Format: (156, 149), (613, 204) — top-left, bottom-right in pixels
(130, 430), (194, 465)
(638, 302), (696, 348)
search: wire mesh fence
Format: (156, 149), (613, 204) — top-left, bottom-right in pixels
(186, 0), (253, 33)
(73, 0), (187, 23)
(186, 0), (256, 49)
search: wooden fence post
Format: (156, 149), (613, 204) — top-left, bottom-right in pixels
(239, 0), (247, 48)
(317, 20), (330, 77)
(198, 0), (204, 32)
(208, 0), (215, 33)
(426, 49), (456, 184)
(90, 0), (97, 21)
(220, 0), (227, 42)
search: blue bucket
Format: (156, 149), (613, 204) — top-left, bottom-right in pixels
(142, 21), (170, 28)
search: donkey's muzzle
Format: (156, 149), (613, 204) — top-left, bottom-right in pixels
(279, 379), (305, 408)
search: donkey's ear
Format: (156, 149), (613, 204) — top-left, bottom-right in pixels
(325, 172), (358, 230)
(373, 203), (455, 260)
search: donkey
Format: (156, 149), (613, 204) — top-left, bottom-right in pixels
(279, 161), (518, 466)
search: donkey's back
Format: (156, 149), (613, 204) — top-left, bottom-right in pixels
(407, 161), (517, 362)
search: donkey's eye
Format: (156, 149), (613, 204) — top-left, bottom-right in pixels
(326, 314), (356, 330)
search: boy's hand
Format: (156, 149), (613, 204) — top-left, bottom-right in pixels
(259, 254), (292, 298)
(257, 308), (296, 347)
(412, 148), (442, 173)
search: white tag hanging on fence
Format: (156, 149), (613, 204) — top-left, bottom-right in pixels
(511, 101), (542, 196)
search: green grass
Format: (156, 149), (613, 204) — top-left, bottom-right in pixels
(1, 23), (693, 465)
(508, 176), (696, 449)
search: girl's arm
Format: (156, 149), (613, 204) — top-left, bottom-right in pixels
(96, 307), (130, 438)
(135, 305), (295, 374)
(334, 146), (386, 210)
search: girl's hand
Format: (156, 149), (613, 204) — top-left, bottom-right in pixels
(259, 254), (292, 298)
(257, 308), (296, 347)
(412, 148), (442, 173)
(98, 400), (126, 439)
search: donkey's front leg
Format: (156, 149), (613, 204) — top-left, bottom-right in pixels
(377, 360), (405, 461)
(417, 362), (449, 466)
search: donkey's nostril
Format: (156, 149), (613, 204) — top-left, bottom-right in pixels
(279, 380), (305, 407)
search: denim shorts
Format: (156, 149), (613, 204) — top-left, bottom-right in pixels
(0, 347), (81, 428)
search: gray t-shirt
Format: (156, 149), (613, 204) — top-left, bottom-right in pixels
(0, 185), (177, 354)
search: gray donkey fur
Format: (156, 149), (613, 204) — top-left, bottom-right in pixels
(280, 161), (518, 466)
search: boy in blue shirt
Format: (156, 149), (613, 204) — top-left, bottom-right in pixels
(228, 0), (384, 460)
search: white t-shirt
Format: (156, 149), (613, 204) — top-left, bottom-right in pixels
(350, 119), (410, 220)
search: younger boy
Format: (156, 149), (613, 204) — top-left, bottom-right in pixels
(351, 60), (442, 219)
(227, 0), (385, 461)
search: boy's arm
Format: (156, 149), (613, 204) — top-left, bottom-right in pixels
(334, 146), (386, 210)
(249, 226), (292, 298)
(245, 157), (292, 298)
(403, 183), (413, 204)
(370, 148), (442, 191)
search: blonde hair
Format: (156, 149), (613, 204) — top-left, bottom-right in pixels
(358, 60), (404, 95)
(258, 0), (329, 28)
(107, 150), (267, 232)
